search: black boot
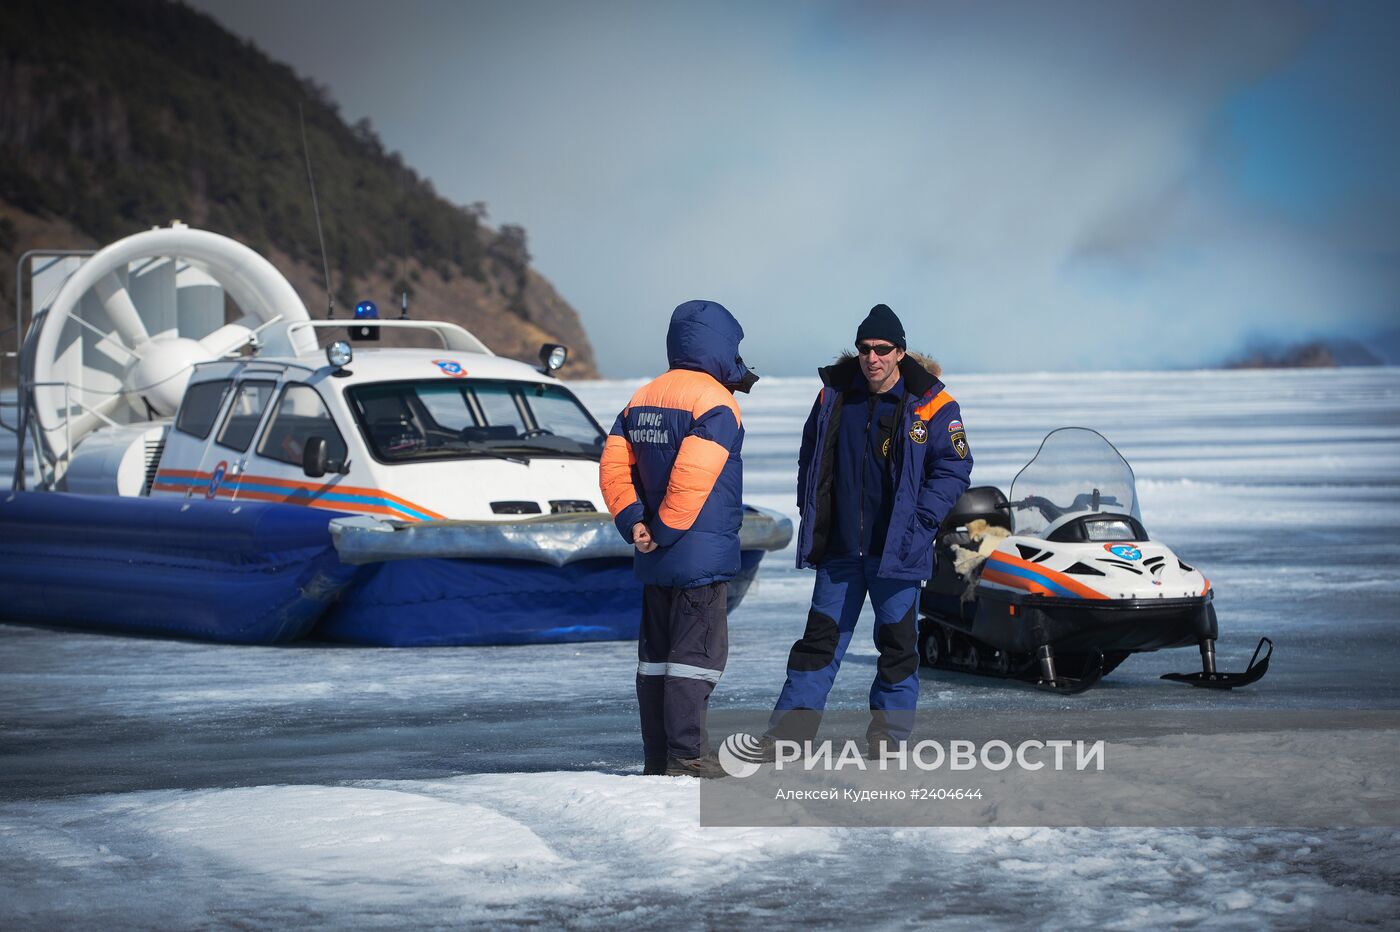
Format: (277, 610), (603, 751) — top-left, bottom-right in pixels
(665, 752), (728, 779)
(752, 735), (779, 762)
(866, 733), (904, 761)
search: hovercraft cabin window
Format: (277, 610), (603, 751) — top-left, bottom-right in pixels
(474, 382), (530, 434)
(215, 380), (277, 452)
(257, 384), (348, 468)
(529, 384), (604, 439)
(174, 379), (233, 440)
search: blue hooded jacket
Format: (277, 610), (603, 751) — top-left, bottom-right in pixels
(599, 301), (750, 588)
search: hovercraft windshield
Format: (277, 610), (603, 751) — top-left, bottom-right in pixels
(348, 379), (606, 464)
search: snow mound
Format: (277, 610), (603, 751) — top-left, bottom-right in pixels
(143, 785), (560, 897)
(377, 770), (834, 882)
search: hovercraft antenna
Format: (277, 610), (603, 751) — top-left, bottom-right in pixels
(299, 103), (335, 320)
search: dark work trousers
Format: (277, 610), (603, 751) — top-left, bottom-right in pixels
(637, 581), (729, 766)
(767, 555), (921, 746)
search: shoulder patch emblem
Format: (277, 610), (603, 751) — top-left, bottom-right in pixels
(909, 420), (928, 444)
(948, 419), (963, 432)
(950, 430), (969, 458)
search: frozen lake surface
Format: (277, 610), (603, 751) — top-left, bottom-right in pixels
(2, 368), (1399, 928)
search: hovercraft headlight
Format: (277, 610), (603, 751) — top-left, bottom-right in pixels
(539, 343), (568, 373)
(327, 340), (354, 369)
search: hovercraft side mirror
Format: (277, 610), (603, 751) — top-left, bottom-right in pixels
(302, 436), (349, 479)
(300, 436), (350, 479)
(303, 437), (329, 478)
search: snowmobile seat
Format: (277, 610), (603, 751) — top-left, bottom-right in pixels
(923, 531), (979, 624)
(939, 486), (1012, 535)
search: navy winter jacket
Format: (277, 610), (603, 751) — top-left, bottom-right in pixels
(599, 301), (747, 588)
(827, 377), (904, 557)
(796, 355), (972, 580)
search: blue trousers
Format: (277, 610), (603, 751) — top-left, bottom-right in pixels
(769, 555), (921, 743)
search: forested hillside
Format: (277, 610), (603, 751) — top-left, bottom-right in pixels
(0, 0), (598, 376)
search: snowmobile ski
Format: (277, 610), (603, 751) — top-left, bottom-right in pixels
(1161, 637), (1272, 690)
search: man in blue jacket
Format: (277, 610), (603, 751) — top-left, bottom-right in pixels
(769, 304), (972, 754)
(600, 300), (758, 778)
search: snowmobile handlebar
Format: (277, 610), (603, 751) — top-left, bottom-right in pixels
(1001, 492), (1125, 522)
(1003, 495), (1064, 521)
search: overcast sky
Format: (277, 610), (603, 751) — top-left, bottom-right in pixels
(189, 0), (1399, 377)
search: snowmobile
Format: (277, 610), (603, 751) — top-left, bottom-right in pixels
(919, 427), (1272, 693)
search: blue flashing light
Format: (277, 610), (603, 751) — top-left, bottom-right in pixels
(354, 300), (379, 319)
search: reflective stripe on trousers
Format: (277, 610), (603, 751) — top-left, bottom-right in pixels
(637, 660), (722, 683)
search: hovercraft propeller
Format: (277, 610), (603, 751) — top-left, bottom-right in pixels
(22, 223), (311, 483)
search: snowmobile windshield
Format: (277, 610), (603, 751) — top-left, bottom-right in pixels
(348, 379), (606, 464)
(1007, 428), (1142, 538)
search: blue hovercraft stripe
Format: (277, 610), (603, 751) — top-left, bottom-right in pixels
(231, 480), (438, 521)
(153, 475), (201, 488)
(154, 474), (437, 522)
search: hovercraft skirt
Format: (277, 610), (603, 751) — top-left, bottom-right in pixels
(315, 549), (765, 646)
(0, 492), (358, 644)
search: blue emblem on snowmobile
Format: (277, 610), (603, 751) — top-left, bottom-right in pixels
(1106, 543), (1141, 561)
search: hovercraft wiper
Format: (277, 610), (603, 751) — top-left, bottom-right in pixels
(459, 441), (529, 465)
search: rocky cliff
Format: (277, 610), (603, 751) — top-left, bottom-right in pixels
(0, 0), (598, 378)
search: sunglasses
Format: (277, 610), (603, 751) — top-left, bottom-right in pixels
(856, 342), (899, 357)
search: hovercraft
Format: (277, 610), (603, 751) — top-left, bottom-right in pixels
(918, 427), (1271, 692)
(0, 225), (791, 645)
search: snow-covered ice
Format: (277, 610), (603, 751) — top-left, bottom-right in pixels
(2, 368), (1399, 928)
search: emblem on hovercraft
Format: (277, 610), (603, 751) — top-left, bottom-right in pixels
(206, 460), (228, 500)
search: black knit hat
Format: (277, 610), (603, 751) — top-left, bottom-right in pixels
(855, 304), (905, 350)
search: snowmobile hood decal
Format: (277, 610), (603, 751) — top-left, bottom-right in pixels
(982, 551), (1112, 600)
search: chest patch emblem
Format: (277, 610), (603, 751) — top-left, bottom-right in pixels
(909, 420), (928, 444)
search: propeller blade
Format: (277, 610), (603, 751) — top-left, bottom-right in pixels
(90, 336), (136, 370)
(93, 273), (152, 348)
(48, 390), (129, 454)
(198, 323), (256, 357)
